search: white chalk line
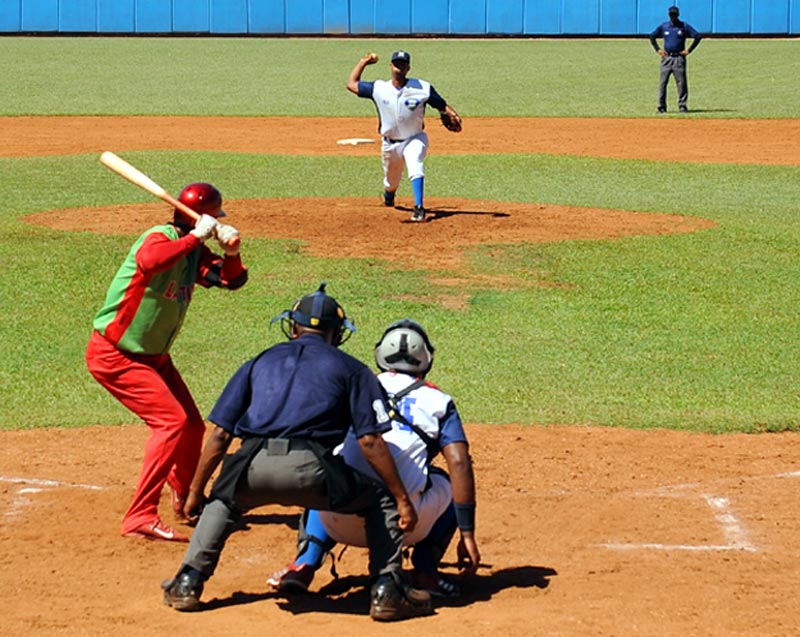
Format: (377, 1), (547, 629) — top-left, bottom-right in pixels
(0, 475), (105, 491)
(595, 470), (800, 553)
(601, 543), (750, 552)
(600, 495), (756, 553)
(1, 476), (105, 523)
(638, 469), (800, 497)
(499, 470), (800, 500)
(704, 495), (757, 551)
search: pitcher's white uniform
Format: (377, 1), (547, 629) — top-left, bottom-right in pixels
(357, 78), (447, 194)
(319, 370), (467, 547)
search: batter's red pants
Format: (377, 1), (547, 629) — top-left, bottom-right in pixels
(85, 330), (206, 535)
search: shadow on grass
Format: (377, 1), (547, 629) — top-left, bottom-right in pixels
(661, 108), (737, 114)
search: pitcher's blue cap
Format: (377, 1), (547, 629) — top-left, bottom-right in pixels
(391, 51), (411, 64)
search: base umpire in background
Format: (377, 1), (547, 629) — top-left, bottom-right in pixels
(649, 5), (703, 113)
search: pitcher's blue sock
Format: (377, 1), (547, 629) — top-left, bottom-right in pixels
(411, 177), (424, 208)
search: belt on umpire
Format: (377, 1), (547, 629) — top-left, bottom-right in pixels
(264, 438), (316, 455)
(384, 136), (407, 143)
(666, 52), (682, 57)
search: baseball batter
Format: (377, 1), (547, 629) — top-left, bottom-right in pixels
(85, 183), (247, 542)
(347, 50), (462, 223)
(268, 319), (480, 598)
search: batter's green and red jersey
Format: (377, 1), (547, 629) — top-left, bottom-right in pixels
(93, 224), (247, 355)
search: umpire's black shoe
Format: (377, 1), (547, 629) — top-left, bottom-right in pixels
(370, 573), (432, 622)
(679, 106), (689, 113)
(657, 107), (667, 114)
(162, 571), (204, 612)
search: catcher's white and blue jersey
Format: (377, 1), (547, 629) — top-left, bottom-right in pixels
(335, 371), (466, 497)
(319, 370), (467, 547)
(358, 79), (447, 141)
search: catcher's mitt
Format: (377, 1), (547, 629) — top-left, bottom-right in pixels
(440, 110), (462, 133)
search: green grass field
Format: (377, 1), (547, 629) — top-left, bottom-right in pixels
(0, 37), (798, 432)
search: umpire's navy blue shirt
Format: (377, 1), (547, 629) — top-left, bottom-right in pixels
(650, 20), (701, 53)
(209, 332), (391, 448)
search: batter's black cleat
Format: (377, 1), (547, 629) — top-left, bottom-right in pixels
(384, 190), (396, 207)
(370, 573), (433, 622)
(162, 571), (203, 612)
(411, 205), (426, 222)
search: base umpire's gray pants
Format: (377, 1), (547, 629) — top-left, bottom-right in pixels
(181, 444), (403, 582)
(658, 55), (688, 110)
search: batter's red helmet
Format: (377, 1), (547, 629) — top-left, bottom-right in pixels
(177, 182), (226, 219)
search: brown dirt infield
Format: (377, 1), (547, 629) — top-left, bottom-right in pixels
(3, 116), (800, 636)
(3, 116), (800, 165)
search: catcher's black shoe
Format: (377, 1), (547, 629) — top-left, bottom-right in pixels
(370, 573), (432, 622)
(384, 190), (396, 207)
(410, 569), (462, 598)
(162, 571), (204, 612)
(411, 205), (426, 223)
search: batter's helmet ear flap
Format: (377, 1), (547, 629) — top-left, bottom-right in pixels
(374, 318), (434, 375)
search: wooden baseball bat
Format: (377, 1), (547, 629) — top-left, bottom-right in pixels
(99, 151), (239, 249)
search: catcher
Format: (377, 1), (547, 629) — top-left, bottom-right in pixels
(268, 319), (480, 598)
(347, 50), (462, 223)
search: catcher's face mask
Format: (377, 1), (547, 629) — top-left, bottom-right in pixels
(374, 318), (434, 375)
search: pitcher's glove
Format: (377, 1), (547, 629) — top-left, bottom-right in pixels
(440, 110), (462, 133)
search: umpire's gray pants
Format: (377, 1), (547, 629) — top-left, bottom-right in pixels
(181, 445), (403, 582)
(658, 55), (688, 110)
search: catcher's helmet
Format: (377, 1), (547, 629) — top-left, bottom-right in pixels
(271, 282), (355, 345)
(375, 318), (434, 376)
(176, 182), (226, 219)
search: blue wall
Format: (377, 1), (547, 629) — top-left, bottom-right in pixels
(1, 0), (798, 34)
